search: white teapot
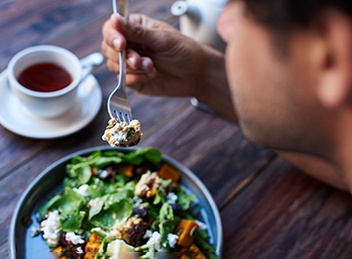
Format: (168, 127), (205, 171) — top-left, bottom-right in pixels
(171, 0), (227, 52)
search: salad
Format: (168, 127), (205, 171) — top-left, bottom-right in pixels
(35, 147), (218, 258)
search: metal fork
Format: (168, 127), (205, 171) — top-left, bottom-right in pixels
(107, 0), (132, 123)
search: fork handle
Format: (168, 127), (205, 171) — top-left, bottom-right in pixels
(118, 49), (126, 91)
(113, 0), (128, 90)
(113, 0), (128, 18)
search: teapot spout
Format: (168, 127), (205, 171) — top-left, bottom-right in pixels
(171, 1), (197, 17)
(171, 1), (188, 16)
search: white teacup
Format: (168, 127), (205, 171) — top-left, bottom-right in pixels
(7, 45), (102, 119)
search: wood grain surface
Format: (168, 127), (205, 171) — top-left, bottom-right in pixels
(1, 1), (352, 258)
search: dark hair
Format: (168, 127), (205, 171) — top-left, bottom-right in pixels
(240, 0), (352, 56)
(243, 0), (352, 32)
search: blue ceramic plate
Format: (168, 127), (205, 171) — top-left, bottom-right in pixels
(9, 146), (223, 258)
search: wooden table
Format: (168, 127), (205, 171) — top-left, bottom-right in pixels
(1, 1), (352, 258)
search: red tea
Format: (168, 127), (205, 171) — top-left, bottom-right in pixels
(18, 63), (73, 92)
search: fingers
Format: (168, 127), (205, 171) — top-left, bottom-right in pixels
(101, 13), (160, 92)
(126, 70), (157, 93)
(104, 48), (156, 81)
(105, 55), (156, 91)
(103, 42), (155, 74)
(102, 13), (157, 68)
(104, 61), (157, 95)
(102, 14), (127, 52)
(127, 56), (156, 75)
(105, 13), (176, 51)
(102, 13), (148, 52)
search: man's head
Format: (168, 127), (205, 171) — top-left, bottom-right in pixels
(218, 0), (352, 163)
(243, 0), (352, 55)
(242, 0), (352, 30)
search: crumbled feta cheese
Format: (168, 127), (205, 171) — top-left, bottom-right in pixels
(98, 169), (109, 179)
(146, 232), (162, 251)
(143, 229), (152, 239)
(167, 233), (178, 248)
(138, 231), (163, 259)
(113, 131), (125, 142)
(65, 232), (85, 245)
(73, 184), (89, 197)
(102, 118), (142, 147)
(76, 246), (84, 254)
(166, 192), (177, 204)
(40, 210), (61, 247)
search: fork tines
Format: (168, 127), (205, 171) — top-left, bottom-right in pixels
(113, 110), (132, 123)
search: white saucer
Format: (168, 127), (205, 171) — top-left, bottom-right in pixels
(0, 70), (102, 139)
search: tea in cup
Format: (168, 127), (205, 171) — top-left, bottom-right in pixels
(7, 45), (92, 119)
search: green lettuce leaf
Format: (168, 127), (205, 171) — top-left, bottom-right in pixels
(39, 187), (86, 216)
(88, 196), (108, 220)
(177, 188), (195, 211)
(60, 210), (85, 232)
(159, 203), (175, 247)
(123, 147), (162, 165)
(90, 198), (133, 229)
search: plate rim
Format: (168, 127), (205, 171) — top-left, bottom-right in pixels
(9, 146), (223, 258)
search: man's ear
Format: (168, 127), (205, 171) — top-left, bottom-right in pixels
(316, 9), (352, 108)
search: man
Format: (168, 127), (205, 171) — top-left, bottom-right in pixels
(101, 0), (352, 191)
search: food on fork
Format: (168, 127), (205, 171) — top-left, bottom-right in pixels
(102, 118), (142, 147)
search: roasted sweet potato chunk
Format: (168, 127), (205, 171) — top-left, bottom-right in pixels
(84, 233), (102, 258)
(158, 164), (180, 183)
(174, 219), (199, 247)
